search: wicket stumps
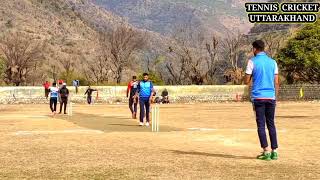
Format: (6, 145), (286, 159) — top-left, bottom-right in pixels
(68, 96), (73, 116)
(152, 106), (160, 132)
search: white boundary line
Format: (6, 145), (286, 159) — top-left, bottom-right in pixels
(0, 115), (47, 118)
(13, 129), (104, 135)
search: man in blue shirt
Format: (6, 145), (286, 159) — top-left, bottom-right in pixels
(49, 82), (59, 116)
(245, 40), (279, 161)
(136, 73), (155, 126)
(73, 80), (80, 94)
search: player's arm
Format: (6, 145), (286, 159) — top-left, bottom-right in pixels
(245, 74), (252, 85)
(275, 75), (279, 98)
(135, 81), (140, 97)
(274, 62), (279, 98)
(149, 82), (155, 103)
(59, 89), (62, 98)
(244, 60), (253, 85)
(127, 82), (131, 98)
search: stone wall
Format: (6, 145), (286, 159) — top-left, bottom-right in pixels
(0, 85), (319, 104)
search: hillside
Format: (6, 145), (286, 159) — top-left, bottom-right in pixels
(92, 0), (255, 36)
(0, 0), (119, 67)
(0, 0), (170, 85)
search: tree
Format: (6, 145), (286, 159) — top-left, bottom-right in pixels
(205, 35), (220, 84)
(0, 32), (45, 86)
(0, 57), (4, 84)
(277, 21), (320, 84)
(221, 33), (247, 85)
(262, 32), (285, 58)
(138, 71), (164, 85)
(100, 25), (148, 84)
(57, 54), (75, 84)
(167, 27), (210, 85)
(83, 49), (111, 85)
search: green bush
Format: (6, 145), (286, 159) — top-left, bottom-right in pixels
(138, 71), (165, 85)
(59, 70), (90, 86)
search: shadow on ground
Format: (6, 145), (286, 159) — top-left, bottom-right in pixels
(276, 115), (311, 119)
(170, 150), (256, 160)
(58, 113), (180, 133)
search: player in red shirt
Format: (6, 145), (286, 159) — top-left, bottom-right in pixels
(42, 81), (50, 99)
(127, 76), (139, 119)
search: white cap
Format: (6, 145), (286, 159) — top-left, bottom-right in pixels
(63, 83), (67, 85)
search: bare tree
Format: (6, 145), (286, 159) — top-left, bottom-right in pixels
(221, 33), (247, 85)
(262, 33), (284, 58)
(167, 27), (210, 85)
(205, 35), (220, 84)
(83, 50), (111, 85)
(100, 25), (148, 84)
(0, 32), (44, 86)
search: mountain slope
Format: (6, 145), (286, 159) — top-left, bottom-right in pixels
(92, 0), (254, 36)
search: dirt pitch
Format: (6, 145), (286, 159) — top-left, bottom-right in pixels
(0, 102), (319, 180)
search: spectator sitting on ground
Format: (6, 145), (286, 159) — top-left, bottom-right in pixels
(161, 88), (169, 104)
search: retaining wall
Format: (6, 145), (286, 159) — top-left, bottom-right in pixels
(0, 85), (319, 104)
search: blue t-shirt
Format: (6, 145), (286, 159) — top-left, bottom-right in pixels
(245, 52), (278, 100)
(138, 80), (153, 98)
(49, 87), (59, 99)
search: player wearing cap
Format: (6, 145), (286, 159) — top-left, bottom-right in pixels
(59, 83), (69, 114)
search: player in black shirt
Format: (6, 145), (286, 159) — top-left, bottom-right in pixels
(84, 86), (97, 105)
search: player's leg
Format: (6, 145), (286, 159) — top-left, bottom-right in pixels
(53, 98), (57, 114)
(45, 89), (49, 99)
(254, 100), (271, 160)
(265, 99), (278, 160)
(59, 98), (63, 114)
(64, 98), (68, 114)
(129, 97), (134, 117)
(50, 98), (54, 113)
(133, 100), (138, 119)
(87, 96), (91, 104)
(139, 98), (145, 126)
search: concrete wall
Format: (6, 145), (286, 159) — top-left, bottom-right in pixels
(0, 85), (249, 104)
(0, 85), (319, 104)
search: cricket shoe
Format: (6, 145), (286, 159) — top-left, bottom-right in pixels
(139, 122), (144, 126)
(271, 151), (278, 160)
(145, 122), (150, 127)
(257, 152), (272, 161)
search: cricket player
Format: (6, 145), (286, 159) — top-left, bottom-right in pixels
(127, 76), (139, 119)
(84, 86), (97, 105)
(49, 82), (59, 115)
(245, 40), (279, 161)
(43, 81), (50, 99)
(136, 73), (155, 126)
(59, 83), (69, 114)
